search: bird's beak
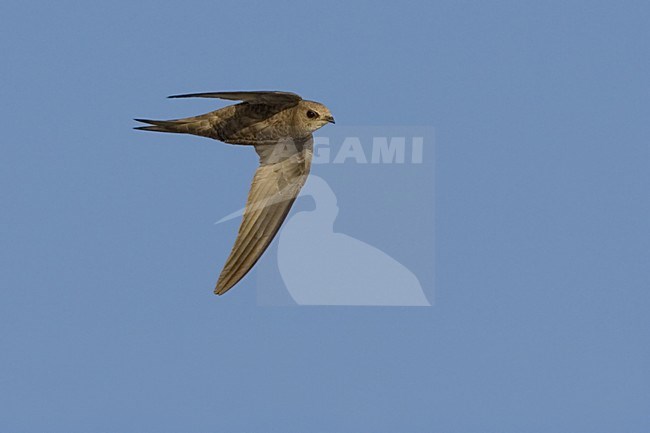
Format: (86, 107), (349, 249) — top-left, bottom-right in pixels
(325, 115), (335, 124)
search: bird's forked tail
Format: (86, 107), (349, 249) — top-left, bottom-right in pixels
(134, 112), (216, 138)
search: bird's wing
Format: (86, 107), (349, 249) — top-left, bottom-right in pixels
(215, 135), (313, 295)
(168, 90), (302, 106)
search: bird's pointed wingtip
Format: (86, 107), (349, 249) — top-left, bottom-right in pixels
(214, 278), (236, 296)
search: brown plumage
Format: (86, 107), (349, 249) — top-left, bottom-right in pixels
(135, 91), (335, 295)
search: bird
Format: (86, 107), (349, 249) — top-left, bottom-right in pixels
(135, 91), (335, 295)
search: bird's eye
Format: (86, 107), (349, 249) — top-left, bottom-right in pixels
(306, 110), (318, 119)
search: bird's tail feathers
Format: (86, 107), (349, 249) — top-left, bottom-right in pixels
(133, 114), (215, 137)
(133, 119), (177, 133)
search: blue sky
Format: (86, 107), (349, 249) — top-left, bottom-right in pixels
(1, 1), (649, 432)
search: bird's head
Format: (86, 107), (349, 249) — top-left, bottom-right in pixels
(294, 100), (335, 135)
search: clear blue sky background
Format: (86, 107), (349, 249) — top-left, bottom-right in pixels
(1, 1), (649, 432)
